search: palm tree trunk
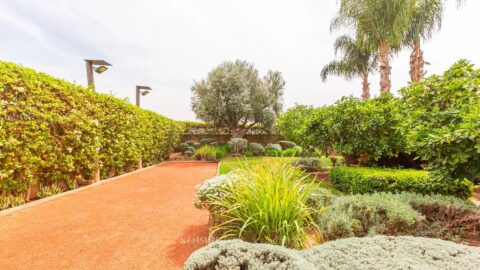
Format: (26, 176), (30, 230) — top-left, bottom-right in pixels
(409, 39), (424, 82)
(361, 72), (370, 100)
(379, 43), (391, 94)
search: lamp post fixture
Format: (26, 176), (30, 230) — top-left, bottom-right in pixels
(136, 85), (152, 107)
(84, 59), (112, 90)
(84, 59), (111, 183)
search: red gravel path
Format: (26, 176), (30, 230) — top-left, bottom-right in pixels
(0, 162), (217, 270)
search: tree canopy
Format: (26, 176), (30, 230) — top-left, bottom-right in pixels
(191, 60), (285, 137)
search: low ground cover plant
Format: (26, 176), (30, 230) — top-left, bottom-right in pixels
(317, 192), (479, 241)
(194, 146), (218, 161)
(329, 166), (473, 199)
(38, 184), (62, 199)
(203, 159), (321, 248)
(185, 236), (480, 270)
(0, 194), (25, 211)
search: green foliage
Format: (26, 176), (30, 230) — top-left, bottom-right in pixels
(191, 60), (285, 137)
(38, 184), (62, 199)
(227, 138), (248, 154)
(178, 143), (189, 153)
(282, 147), (302, 157)
(185, 236), (480, 270)
(208, 159), (321, 248)
(0, 61), (183, 195)
(194, 145), (218, 161)
(306, 95), (405, 160)
(329, 167), (473, 199)
(400, 60), (480, 184)
(317, 192), (478, 241)
(276, 105), (315, 145)
(318, 193), (422, 240)
(266, 143), (282, 151)
(0, 194), (25, 211)
(292, 158), (322, 172)
(248, 143), (265, 156)
(278, 140), (297, 150)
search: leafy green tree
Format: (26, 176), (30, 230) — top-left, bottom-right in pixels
(400, 60), (480, 184)
(405, 0), (443, 82)
(305, 95), (405, 161)
(276, 105), (315, 144)
(191, 60), (285, 138)
(321, 35), (378, 100)
(333, 0), (415, 93)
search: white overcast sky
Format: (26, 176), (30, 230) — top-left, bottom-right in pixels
(1, 0), (479, 120)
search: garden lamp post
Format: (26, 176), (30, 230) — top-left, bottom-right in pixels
(135, 85), (152, 170)
(84, 59), (112, 90)
(136, 85), (152, 107)
(84, 59), (112, 182)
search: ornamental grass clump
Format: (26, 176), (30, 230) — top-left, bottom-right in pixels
(209, 160), (321, 249)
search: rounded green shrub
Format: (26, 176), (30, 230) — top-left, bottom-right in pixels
(248, 143), (265, 156)
(278, 140), (297, 150)
(228, 138), (248, 153)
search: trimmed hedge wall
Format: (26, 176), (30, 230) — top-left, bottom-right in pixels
(0, 61), (184, 195)
(329, 167), (473, 199)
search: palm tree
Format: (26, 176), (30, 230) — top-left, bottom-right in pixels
(332, 0), (414, 93)
(321, 35), (378, 100)
(405, 0), (443, 82)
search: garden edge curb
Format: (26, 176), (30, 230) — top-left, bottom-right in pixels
(0, 162), (167, 217)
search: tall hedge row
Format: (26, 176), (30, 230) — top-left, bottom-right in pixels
(0, 61), (184, 195)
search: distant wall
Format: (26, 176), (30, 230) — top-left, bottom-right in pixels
(181, 121), (284, 145)
(182, 134), (284, 145)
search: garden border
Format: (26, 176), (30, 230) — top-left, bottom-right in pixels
(0, 162), (165, 217)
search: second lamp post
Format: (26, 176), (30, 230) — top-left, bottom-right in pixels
(136, 85), (152, 107)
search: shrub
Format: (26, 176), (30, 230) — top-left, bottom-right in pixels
(265, 148), (281, 157)
(0, 61), (184, 197)
(304, 95), (405, 161)
(214, 144), (228, 160)
(185, 236), (480, 270)
(248, 143), (265, 156)
(318, 193), (423, 240)
(194, 146), (217, 161)
(276, 104), (315, 145)
(278, 140), (297, 150)
(266, 143), (282, 151)
(208, 159), (320, 248)
(227, 138), (248, 154)
(178, 143), (189, 153)
(0, 194), (26, 211)
(292, 158), (322, 172)
(329, 167), (473, 199)
(282, 147), (301, 157)
(38, 184), (62, 199)
(400, 60), (480, 185)
(193, 142), (202, 149)
(185, 141), (195, 146)
(194, 173), (239, 209)
(184, 150), (194, 157)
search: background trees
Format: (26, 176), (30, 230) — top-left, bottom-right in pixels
(321, 35), (378, 100)
(405, 0), (443, 82)
(191, 60), (285, 138)
(332, 0), (414, 93)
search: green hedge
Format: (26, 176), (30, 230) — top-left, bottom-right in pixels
(328, 167), (473, 199)
(0, 61), (184, 195)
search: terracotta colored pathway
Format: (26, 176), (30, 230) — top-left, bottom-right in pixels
(0, 162), (217, 270)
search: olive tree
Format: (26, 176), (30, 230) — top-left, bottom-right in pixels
(191, 60), (285, 137)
